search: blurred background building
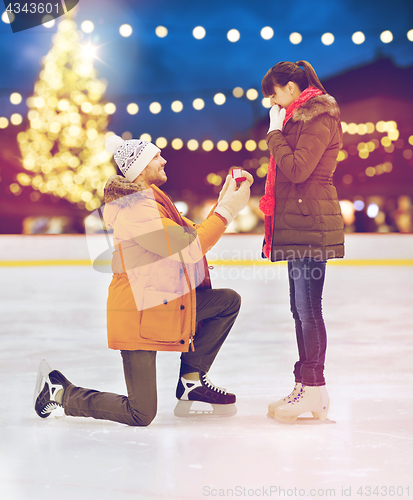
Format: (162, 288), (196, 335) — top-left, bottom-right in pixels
(0, 0), (412, 234)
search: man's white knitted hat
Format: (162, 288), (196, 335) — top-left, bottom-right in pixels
(105, 135), (160, 182)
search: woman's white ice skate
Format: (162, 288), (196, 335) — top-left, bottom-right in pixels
(267, 382), (303, 419)
(272, 385), (335, 424)
(174, 372), (237, 418)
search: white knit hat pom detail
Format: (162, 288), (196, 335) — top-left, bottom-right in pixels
(105, 134), (124, 155)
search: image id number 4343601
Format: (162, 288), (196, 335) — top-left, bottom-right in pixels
(6, 3), (60, 14)
(356, 486), (410, 496)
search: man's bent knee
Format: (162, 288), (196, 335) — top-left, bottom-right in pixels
(127, 408), (157, 427)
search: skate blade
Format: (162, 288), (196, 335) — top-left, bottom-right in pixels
(33, 359), (52, 406)
(174, 400), (237, 418)
(271, 415), (336, 425)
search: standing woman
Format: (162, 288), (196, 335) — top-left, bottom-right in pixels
(259, 61), (344, 422)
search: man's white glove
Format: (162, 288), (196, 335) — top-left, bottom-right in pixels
(268, 105), (286, 134)
(241, 169), (254, 186)
(215, 178), (250, 225)
(217, 174), (232, 204)
(217, 170), (254, 204)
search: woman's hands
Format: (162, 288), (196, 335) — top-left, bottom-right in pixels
(268, 105), (286, 134)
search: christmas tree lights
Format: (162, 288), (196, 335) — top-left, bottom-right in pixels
(17, 17), (116, 211)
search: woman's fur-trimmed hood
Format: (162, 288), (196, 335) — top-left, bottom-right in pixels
(103, 175), (147, 208)
(292, 94), (340, 123)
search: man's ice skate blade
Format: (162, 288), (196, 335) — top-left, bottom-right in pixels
(174, 400), (237, 418)
(33, 359), (52, 406)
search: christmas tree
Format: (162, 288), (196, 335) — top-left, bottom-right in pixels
(17, 16), (116, 212)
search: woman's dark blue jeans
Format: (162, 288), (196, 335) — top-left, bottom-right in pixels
(288, 258), (327, 386)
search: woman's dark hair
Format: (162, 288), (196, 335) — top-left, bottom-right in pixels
(261, 60), (326, 97)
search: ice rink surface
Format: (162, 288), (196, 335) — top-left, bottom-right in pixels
(1, 263), (412, 500)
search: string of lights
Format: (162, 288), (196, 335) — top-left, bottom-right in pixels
(2, 11), (412, 44)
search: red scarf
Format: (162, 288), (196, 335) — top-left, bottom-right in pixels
(259, 86), (323, 258)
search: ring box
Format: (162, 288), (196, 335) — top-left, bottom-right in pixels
(232, 168), (246, 182)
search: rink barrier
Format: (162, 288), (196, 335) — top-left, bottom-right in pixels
(0, 233), (412, 266)
(2, 259), (413, 267)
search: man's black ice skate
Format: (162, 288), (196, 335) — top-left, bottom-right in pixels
(34, 360), (71, 419)
(174, 371), (237, 418)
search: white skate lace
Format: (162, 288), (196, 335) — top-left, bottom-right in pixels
(202, 374), (227, 395)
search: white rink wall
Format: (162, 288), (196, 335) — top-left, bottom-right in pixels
(0, 233), (413, 264)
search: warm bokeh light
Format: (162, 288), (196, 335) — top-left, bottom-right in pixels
(42, 15), (55, 28)
(376, 121), (386, 132)
(122, 131), (132, 140)
(193, 26), (206, 39)
(321, 33), (335, 45)
(127, 103), (139, 115)
(408, 29), (413, 42)
(207, 173), (223, 186)
(245, 140), (257, 151)
(155, 137), (167, 148)
(258, 140), (267, 151)
(337, 150), (347, 162)
(0, 117), (9, 128)
(172, 138), (184, 150)
(260, 27), (274, 40)
(352, 31), (365, 44)
(386, 120), (397, 131)
(149, 102), (162, 114)
(193, 98), (205, 110)
(202, 140), (214, 151)
(10, 113), (23, 125)
(262, 97), (271, 108)
(2, 11), (14, 23)
(347, 123), (357, 135)
(339, 200), (355, 225)
(156, 26), (168, 38)
(187, 139), (199, 151)
(81, 21), (94, 33)
(104, 103), (116, 115)
(233, 87), (244, 98)
(246, 89), (258, 100)
(213, 93), (226, 105)
(380, 30), (393, 43)
(119, 24), (133, 37)
(289, 32), (302, 44)
(257, 163), (268, 177)
(171, 100), (183, 112)
(388, 130), (399, 141)
(227, 29), (240, 42)
(140, 133), (152, 142)
(231, 140), (242, 152)
(10, 92), (22, 105)
(357, 124), (367, 135)
(217, 140), (229, 152)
